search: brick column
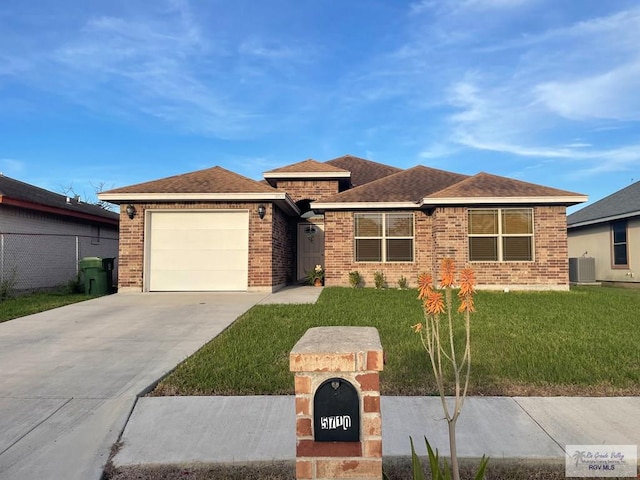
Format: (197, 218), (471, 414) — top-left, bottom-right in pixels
(290, 327), (384, 480)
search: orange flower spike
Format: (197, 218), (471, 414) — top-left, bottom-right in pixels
(411, 322), (423, 333)
(457, 296), (476, 313)
(440, 258), (455, 288)
(425, 290), (445, 315)
(417, 273), (433, 300)
(458, 268), (476, 297)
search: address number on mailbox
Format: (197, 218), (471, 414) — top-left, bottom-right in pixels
(313, 378), (360, 442)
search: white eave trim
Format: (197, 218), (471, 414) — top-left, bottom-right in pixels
(422, 195), (588, 206)
(99, 192), (289, 201)
(98, 192), (300, 214)
(311, 201), (420, 210)
(312, 195), (588, 210)
(263, 171), (351, 179)
(568, 210), (640, 229)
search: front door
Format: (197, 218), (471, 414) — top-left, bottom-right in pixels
(297, 223), (325, 281)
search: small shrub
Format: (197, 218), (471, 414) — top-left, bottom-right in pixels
(348, 271), (361, 288)
(305, 265), (324, 285)
(65, 275), (84, 294)
(397, 275), (408, 289)
(399, 436), (488, 480)
(374, 271), (385, 289)
(0, 268), (18, 302)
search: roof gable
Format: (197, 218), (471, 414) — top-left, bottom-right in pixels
(0, 174), (118, 224)
(103, 166), (276, 195)
(567, 180), (640, 227)
(314, 165), (468, 205)
(264, 159), (349, 175)
(325, 155), (402, 187)
(99, 166), (300, 215)
(263, 158), (351, 187)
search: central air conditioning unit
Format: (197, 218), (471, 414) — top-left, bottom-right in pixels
(569, 257), (596, 283)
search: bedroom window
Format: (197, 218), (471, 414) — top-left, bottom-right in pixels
(468, 208), (533, 262)
(611, 220), (628, 267)
(355, 213), (414, 262)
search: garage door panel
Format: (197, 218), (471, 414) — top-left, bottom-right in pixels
(152, 211), (247, 230)
(150, 270), (247, 292)
(148, 211), (249, 291)
(151, 231), (248, 251)
(150, 249), (248, 270)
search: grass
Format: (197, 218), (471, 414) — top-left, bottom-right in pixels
(105, 460), (588, 480)
(154, 285), (640, 397)
(0, 291), (92, 323)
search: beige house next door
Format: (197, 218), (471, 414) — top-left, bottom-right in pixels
(297, 223), (324, 281)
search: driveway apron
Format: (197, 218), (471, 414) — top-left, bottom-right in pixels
(0, 292), (267, 480)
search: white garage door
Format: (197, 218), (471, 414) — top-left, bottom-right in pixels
(148, 211), (249, 291)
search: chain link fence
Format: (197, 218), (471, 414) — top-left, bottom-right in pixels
(0, 233), (119, 293)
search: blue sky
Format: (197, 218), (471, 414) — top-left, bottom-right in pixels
(1, 0), (639, 213)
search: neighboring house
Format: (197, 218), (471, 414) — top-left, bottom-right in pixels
(98, 155), (586, 293)
(567, 180), (640, 284)
(0, 174), (119, 291)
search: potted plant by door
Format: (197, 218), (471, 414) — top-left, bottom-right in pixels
(306, 265), (325, 286)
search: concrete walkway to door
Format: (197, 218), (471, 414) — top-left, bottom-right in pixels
(0, 291), (284, 480)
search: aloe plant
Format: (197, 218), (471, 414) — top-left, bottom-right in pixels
(412, 259), (488, 480)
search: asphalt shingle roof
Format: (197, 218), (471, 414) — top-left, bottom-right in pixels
(567, 180), (640, 227)
(427, 172), (583, 199)
(264, 159), (349, 174)
(317, 165), (469, 203)
(102, 166), (276, 195)
(101, 156), (586, 208)
(325, 155), (402, 187)
(0, 174), (118, 221)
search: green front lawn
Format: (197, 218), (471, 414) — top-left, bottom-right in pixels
(153, 286), (640, 397)
(0, 292), (91, 323)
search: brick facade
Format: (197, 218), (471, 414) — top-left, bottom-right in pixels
(116, 201), (294, 292)
(324, 205), (570, 290)
(272, 204), (296, 287)
(275, 180), (340, 203)
(324, 210), (432, 289)
(116, 185), (569, 292)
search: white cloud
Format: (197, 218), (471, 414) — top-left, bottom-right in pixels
(535, 60), (640, 121)
(397, 4), (640, 179)
(410, 0), (536, 16)
(46, 3), (262, 138)
(409, 1), (436, 15)
(460, 0), (536, 9)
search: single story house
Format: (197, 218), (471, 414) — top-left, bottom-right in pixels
(567, 180), (640, 284)
(98, 155), (586, 293)
(0, 174), (119, 291)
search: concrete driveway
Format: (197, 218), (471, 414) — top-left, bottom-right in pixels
(0, 292), (268, 480)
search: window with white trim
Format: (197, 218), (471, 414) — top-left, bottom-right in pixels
(355, 213), (414, 262)
(611, 220), (628, 267)
(468, 208), (533, 262)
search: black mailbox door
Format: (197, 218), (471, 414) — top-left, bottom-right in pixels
(313, 378), (359, 442)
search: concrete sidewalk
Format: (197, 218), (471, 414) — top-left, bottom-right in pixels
(114, 395), (640, 466)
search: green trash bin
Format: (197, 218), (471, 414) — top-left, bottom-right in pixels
(79, 257), (109, 295)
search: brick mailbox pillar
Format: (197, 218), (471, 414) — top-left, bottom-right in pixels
(290, 326), (384, 480)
